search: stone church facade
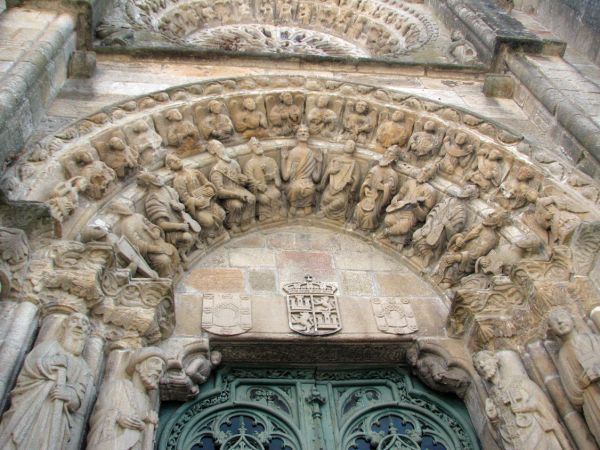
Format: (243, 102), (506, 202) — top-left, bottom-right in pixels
(0, 0), (600, 448)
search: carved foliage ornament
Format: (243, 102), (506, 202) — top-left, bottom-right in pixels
(282, 274), (341, 336)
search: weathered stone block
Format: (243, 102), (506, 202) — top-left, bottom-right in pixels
(230, 248), (275, 267)
(375, 273), (437, 297)
(68, 50), (96, 79)
(483, 74), (514, 98)
(184, 268), (245, 293)
(340, 271), (374, 296)
(248, 270), (276, 292)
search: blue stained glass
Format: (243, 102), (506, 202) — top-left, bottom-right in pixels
(421, 436), (447, 450)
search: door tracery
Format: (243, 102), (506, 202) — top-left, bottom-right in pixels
(158, 367), (480, 450)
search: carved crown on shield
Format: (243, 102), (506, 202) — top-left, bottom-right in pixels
(282, 274), (337, 296)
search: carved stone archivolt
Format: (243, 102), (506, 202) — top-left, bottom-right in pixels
(3, 76), (600, 353)
(2, 74), (600, 450)
(97, 0), (447, 62)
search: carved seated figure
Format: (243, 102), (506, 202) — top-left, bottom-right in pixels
(353, 146), (400, 231)
(435, 209), (508, 289)
(136, 171), (199, 261)
(60, 146), (117, 200)
(102, 136), (139, 178)
(381, 167), (438, 249)
(207, 140), (256, 232)
(110, 198), (181, 278)
(243, 137), (284, 221)
(342, 100), (377, 144)
(269, 92), (301, 136)
(166, 154), (225, 241)
(405, 120), (444, 163)
(198, 100), (234, 141)
(448, 30), (478, 65)
(281, 124), (323, 217)
(438, 131), (475, 179)
(307, 96), (338, 137)
(317, 140), (361, 222)
(375, 110), (414, 149)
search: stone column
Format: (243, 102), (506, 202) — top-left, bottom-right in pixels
(0, 300), (38, 412)
(526, 340), (598, 450)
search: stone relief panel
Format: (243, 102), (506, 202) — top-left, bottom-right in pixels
(95, 0), (462, 64)
(3, 75), (600, 355)
(283, 275), (341, 336)
(371, 297), (418, 335)
(201, 293), (252, 336)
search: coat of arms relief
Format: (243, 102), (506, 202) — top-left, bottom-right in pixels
(201, 293), (252, 336)
(282, 275), (342, 336)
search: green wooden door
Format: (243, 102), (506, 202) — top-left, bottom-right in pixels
(158, 367), (480, 450)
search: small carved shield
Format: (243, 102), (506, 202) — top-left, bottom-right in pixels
(202, 293), (252, 336)
(371, 297), (418, 335)
(282, 274), (341, 336)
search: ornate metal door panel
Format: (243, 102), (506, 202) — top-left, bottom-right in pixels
(158, 368), (480, 450)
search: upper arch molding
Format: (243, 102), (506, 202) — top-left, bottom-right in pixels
(3, 75), (600, 349)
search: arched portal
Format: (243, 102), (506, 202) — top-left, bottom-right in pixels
(1, 75), (599, 450)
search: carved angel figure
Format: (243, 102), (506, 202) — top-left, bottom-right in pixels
(268, 92), (302, 136)
(243, 137), (284, 221)
(495, 165), (539, 211)
(87, 347), (167, 450)
(375, 110), (414, 149)
(342, 100), (377, 144)
(197, 100), (234, 141)
(166, 154), (226, 240)
(448, 30), (478, 65)
(231, 97), (268, 138)
(548, 308), (600, 447)
(307, 96), (338, 137)
(164, 109), (200, 153)
(101, 136), (140, 178)
(473, 351), (572, 450)
(467, 144), (507, 193)
(353, 146), (400, 231)
(317, 140), (361, 222)
(0, 313), (92, 450)
(281, 124), (323, 217)
(60, 146), (117, 200)
(124, 119), (162, 167)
